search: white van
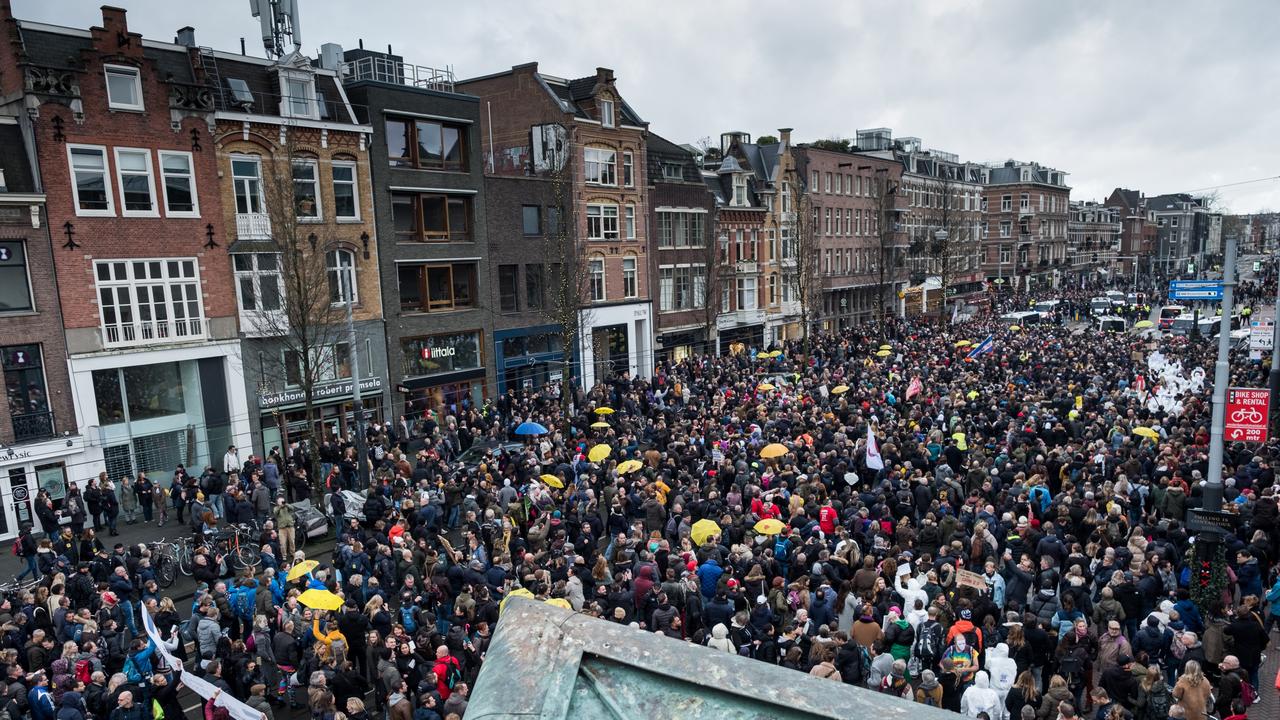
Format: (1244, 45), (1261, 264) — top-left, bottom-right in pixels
(1000, 310), (1040, 326)
(1090, 297), (1114, 315)
(1095, 315), (1127, 333)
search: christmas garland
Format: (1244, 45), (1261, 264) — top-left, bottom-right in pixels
(1186, 542), (1229, 615)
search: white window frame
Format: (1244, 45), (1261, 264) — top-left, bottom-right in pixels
(104, 64), (144, 111)
(623, 152), (634, 188)
(327, 249), (358, 306)
(331, 161), (360, 221)
(292, 158), (322, 221)
(625, 204), (636, 240)
(586, 203), (619, 241)
(732, 175), (748, 207)
(622, 255), (637, 298)
(584, 148), (617, 186)
(589, 257), (606, 301)
(232, 252), (284, 316)
(67, 144), (115, 217)
(231, 155), (264, 215)
(94, 258), (205, 347)
(599, 99), (615, 128)
(736, 276), (757, 311)
(279, 70), (318, 120)
(113, 147), (158, 218)
(157, 150), (199, 218)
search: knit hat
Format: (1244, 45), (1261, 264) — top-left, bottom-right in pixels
(919, 670), (939, 690)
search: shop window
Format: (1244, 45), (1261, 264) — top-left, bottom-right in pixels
(401, 332), (483, 377)
(92, 363), (186, 425)
(392, 192), (471, 243)
(385, 116), (467, 171)
(0, 241), (34, 312)
(498, 265), (519, 312)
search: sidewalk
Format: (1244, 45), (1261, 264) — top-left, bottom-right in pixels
(1252, 630), (1278, 719)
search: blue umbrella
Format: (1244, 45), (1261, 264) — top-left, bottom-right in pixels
(514, 421), (549, 436)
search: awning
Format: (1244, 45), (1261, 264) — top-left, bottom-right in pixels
(397, 367), (485, 391)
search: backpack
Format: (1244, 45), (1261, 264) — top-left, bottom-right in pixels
(443, 659), (462, 690)
(74, 660), (92, 685)
(233, 586), (256, 621)
(123, 655), (142, 684)
(1240, 679), (1257, 707)
(915, 621), (941, 661)
(400, 606), (418, 634)
(773, 538), (789, 562)
(1169, 632), (1187, 660)
(10, 537), (19, 557)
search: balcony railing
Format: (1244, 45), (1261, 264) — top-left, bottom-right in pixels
(12, 411), (54, 442)
(103, 318), (205, 348)
(236, 213), (272, 240)
(340, 56), (456, 93)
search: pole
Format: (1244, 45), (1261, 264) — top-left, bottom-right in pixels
(344, 274), (369, 487)
(1270, 254), (1280, 429)
(1204, 232), (1238, 516)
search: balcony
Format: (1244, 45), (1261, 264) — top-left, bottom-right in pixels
(779, 212), (797, 224)
(736, 261), (759, 274)
(340, 56), (456, 93)
(236, 213), (272, 240)
(11, 411), (54, 443)
(103, 318), (205, 348)
(1019, 206), (1036, 218)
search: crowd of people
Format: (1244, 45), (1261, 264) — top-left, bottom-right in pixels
(3, 276), (1279, 720)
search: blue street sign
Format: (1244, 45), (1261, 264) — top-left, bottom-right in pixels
(1169, 280), (1224, 301)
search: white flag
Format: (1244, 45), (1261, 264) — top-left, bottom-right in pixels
(865, 425), (884, 470)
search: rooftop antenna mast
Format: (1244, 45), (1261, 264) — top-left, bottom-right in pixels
(249, 0), (303, 58)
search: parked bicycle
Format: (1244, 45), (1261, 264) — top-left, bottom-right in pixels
(146, 538), (177, 589)
(211, 523), (261, 570)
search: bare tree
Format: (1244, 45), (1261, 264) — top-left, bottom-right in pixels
(788, 177), (821, 357)
(248, 131), (356, 495)
(698, 215), (725, 352)
(912, 172), (974, 324)
(869, 171), (901, 325)
(540, 152), (590, 418)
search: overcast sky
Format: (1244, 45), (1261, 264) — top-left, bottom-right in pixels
(16, 0), (1280, 213)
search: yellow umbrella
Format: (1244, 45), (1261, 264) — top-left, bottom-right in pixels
(879, 344), (892, 351)
(588, 444), (611, 463)
(539, 473), (564, 489)
(616, 459), (643, 474)
(590, 421), (611, 429)
(1133, 427), (1159, 440)
(286, 559), (318, 582)
(875, 349), (892, 358)
(594, 407), (615, 415)
(1009, 325), (1021, 332)
(759, 443), (789, 459)
(955, 340), (971, 347)
(544, 597), (572, 610)
(754, 518), (786, 536)
(690, 518), (722, 546)
(831, 384), (850, 395)
(757, 382), (776, 392)
(1135, 320), (1154, 329)
(500, 587), (534, 614)
(298, 588), (344, 611)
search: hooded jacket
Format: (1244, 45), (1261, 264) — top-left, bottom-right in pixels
(960, 671), (1005, 720)
(707, 623), (734, 653)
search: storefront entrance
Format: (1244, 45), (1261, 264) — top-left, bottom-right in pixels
(591, 324), (629, 383)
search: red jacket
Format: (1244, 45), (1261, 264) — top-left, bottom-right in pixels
(433, 655), (461, 700)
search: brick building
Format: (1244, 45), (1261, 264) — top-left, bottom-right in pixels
(459, 64), (652, 388)
(1067, 200), (1123, 285)
(648, 133), (716, 360)
(206, 40), (388, 454)
(1106, 188), (1158, 281)
(0, 113), (82, 538)
(338, 48), (490, 421)
(0, 4), (251, 491)
(982, 160), (1071, 293)
(796, 139), (907, 328)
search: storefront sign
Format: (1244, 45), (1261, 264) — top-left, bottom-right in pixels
(259, 376), (383, 409)
(403, 331), (483, 378)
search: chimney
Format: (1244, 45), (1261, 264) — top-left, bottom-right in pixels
(596, 67), (614, 85)
(778, 128), (792, 147)
(94, 5), (142, 57)
(175, 26), (195, 47)
(100, 5), (127, 36)
(319, 43), (343, 71)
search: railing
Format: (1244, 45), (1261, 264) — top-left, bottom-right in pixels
(103, 318), (205, 348)
(736, 262), (758, 274)
(11, 411), (54, 442)
(1019, 206), (1035, 217)
(341, 56), (456, 93)
(236, 213), (272, 240)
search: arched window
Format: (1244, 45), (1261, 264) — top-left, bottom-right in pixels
(326, 249), (356, 304)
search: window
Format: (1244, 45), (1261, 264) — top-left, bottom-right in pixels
(94, 258), (203, 346)
(625, 205), (636, 240)
(326, 250), (357, 305)
(232, 253), (282, 314)
(522, 205), (541, 235)
(281, 74), (315, 119)
(834, 173), (842, 195)
(104, 65), (143, 111)
(768, 274), (778, 304)
(660, 161), (683, 181)
(332, 162), (358, 220)
(1001, 195), (1012, 212)
(732, 175), (748, 206)
(398, 263), (477, 313)
(589, 257), (605, 301)
(824, 173), (832, 193)
(392, 192), (471, 242)
(232, 157), (263, 214)
(810, 171), (819, 191)
(767, 229), (778, 259)
(844, 209), (852, 236)
(736, 277), (757, 311)
(385, 117), (467, 171)
(735, 230), (744, 262)
(624, 152), (635, 186)
(586, 204), (619, 241)
(284, 343), (351, 387)
(0, 242), (33, 312)
(525, 264), (545, 310)
(68, 146), (113, 215)
(293, 159), (321, 219)
(599, 99), (615, 128)
(1000, 221), (1011, 238)
(824, 207), (832, 235)
(157, 151), (197, 216)
(498, 265), (519, 312)
(3, 345), (51, 439)
(113, 148), (156, 215)
(584, 148), (617, 186)
(781, 182), (792, 212)
(546, 207), (562, 238)
(658, 265), (704, 311)
(621, 256), (638, 298)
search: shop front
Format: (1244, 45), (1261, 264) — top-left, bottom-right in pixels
(493, 324), (566, 395)
(0, 435), (86, 540)
(257, 376), (385, 454)
(399, 331), (487, 419)
(717, 309), (765, 354)
(655, 328), (708, 363)
(578, 303), (651, 389)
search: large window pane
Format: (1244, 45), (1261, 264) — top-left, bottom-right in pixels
(441, 126), (463, 169)
(426, 266), (452, 309)
(452, 264), (475, 307)
(123, 363), (185, 421)
(92, 369), (125, 425)
(398, 265), (423, 311)
(393, 194), (417, 240)
(498, 265), (518, 312)
(386, 119), (410, 166)
(448, 199), (469, 241)
(0, 242), (33, 312)
(416, 121), (442, 166)
(525, 264), (544, 310)
(421, 196), (448, 238)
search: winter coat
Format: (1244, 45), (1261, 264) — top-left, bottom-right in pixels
(707, 623), (734, 653)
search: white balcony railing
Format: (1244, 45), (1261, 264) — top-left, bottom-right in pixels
(236, 213), (272, 240)
(736, 262), (759, 274)
(103, 317), (205, 348)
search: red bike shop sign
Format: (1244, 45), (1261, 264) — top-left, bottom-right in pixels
(1225, 387), (1270, 442)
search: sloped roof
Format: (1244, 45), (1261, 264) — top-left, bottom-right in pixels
(702, 172), (728, 206)
(1146, 193), (1197, 212)
(17, 22), (198, 84)
(647, 132), (692, 159)
(542, 75), (644, 125)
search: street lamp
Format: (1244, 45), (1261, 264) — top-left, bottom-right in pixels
(934, 229), (948, 317)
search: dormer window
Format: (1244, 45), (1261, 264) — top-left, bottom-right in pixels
(732, 174), (748, 207)
(104, 65), (143, 111)
(279, 71), (317, 119)
(599, 99), (615, 128)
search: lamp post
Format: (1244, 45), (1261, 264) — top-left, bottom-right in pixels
(341, 265), (369, 487)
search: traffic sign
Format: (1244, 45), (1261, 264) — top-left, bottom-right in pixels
(1225, 386), (1270, 442)
(1169, 280), (1223, 301)
(1249, 321), (1274, 352)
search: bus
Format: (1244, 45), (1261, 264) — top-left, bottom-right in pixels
(1158, 305), (1187, 329)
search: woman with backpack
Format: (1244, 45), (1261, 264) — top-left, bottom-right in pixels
(1134, 664), (1173, 720)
